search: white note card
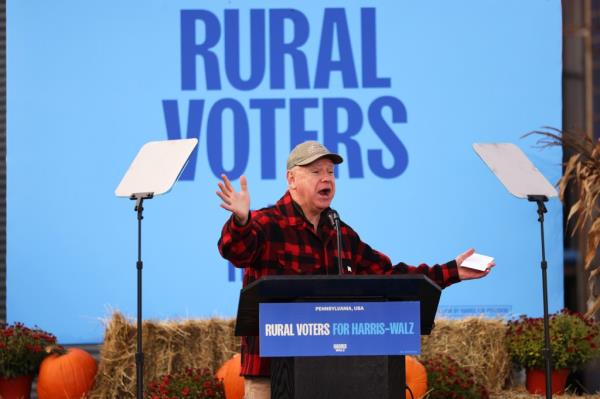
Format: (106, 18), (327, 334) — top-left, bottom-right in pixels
(460, 253), (494, 271)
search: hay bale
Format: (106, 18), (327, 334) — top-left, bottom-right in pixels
(420, 317), (510, 394)
(88, 312), (240, 399)
(490, 389), (600, 398)
(88, 313), (600, 398)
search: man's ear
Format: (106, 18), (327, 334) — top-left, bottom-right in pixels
(287, 169), (295, 190)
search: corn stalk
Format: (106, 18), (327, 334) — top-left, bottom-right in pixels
(528, 127), (600, 319)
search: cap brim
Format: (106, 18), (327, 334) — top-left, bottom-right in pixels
(295, 153), (344, 166)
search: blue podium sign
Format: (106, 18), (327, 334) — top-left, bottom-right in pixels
(259, 301), (420, 357)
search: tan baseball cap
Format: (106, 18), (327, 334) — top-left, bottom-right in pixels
(286, 141), (344, 170)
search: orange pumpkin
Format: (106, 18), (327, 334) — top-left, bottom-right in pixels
(216, 353), (244, 399)
(37, 348), (98, 399)
(405, 355), (428, 399)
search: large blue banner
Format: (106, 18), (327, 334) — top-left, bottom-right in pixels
(7, 1), (563, 343)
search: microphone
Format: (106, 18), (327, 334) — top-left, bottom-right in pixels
(328, 209), (344, 275)
(327, 209), (339, 227)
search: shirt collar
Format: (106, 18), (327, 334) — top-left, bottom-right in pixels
(276, 191), (333, 233)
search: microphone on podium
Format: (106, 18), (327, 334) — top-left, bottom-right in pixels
(328, 209), (345, 275)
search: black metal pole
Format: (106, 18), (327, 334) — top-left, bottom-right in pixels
(528, 195), (552, 399)
(136, 198), (144, 399)
(132, 192), (153, 399)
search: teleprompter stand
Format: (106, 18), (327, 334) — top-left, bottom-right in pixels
(115, 138), (198, 399)
(235, 275), (441, 399)
(131, 191), (153, 399)
(474, 143), (558, 399)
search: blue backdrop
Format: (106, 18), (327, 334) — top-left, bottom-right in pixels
(7, 0), (563, 343)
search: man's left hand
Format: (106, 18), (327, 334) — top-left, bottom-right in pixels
(455, 248), (495, 280)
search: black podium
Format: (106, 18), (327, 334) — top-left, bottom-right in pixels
(235, 275), (441, 399)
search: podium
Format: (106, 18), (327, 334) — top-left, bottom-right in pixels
(235, 275), (441, 399)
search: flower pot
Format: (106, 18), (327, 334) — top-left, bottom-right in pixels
(0, 374), (34, 399)
(526, 368), (569, 395)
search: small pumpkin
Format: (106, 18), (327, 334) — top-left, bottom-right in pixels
(37, 347), (98, 399)
(216, 353), (244, 399)
(405, 355), (428, 399)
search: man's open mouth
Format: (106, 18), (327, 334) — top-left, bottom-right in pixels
(318, 188), (331, 196)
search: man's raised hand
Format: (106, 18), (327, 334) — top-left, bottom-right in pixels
(217, 175), (250, 225)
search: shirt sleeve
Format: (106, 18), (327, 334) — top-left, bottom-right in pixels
(217, 212), (263, 268)
(389, 259), (461, 289)
(348, 226), (461, 289)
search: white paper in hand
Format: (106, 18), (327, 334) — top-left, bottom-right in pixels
(460, 253), (494, 271)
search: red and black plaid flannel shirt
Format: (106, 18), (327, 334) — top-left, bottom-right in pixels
(218, 191), (460, 377)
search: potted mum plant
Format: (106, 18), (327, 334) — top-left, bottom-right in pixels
(505, 309), (600, 394)
(145, 367), (225, 399)
(0, 322), (56, 399)
(423, 354), (489, 399)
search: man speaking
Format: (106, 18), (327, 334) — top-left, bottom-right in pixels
(217, 140), (494, 399)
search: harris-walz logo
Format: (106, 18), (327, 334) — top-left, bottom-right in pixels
(333, 343), (348, 353)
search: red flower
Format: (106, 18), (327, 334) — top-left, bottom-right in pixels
(0, 322), (56, 378)
(146, 367), (225, 399)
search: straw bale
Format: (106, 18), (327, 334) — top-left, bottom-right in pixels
(420, 317), (510, 394)
(89, 312), (240, 399)
(88, 313), (600, 398)
(490, 389), (600, 398)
